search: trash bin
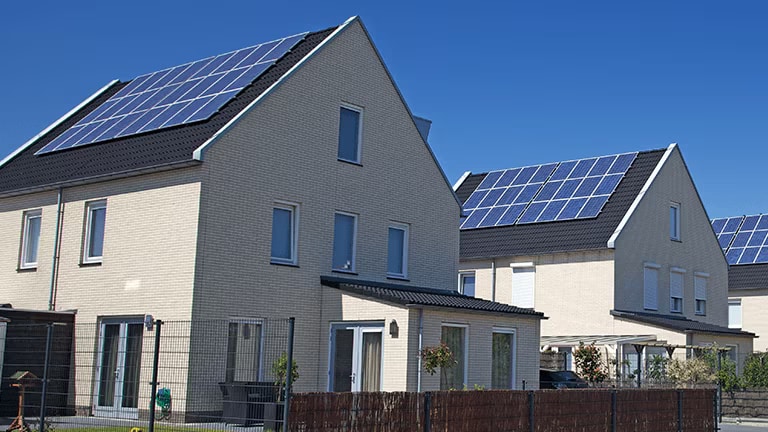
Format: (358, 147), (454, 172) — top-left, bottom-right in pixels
(219, 381), (279, 425)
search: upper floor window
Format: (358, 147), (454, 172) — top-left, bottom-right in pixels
(511, 266), (535, 308)
(20, 209), (42, 269)
(694, 273), (708, 315)
(83, 200), (107, 264)
(271, 202), (298, 265)
(459, 272), (476, 297)
(387, 223), (409, 278)
(643, 262), (660, 311)
(670, 268), (685, 313)
(728, 299), (742, 329)
(670, 202), (681, 241)
(338, 105), (362, 163)
(332, 212), (357, 272)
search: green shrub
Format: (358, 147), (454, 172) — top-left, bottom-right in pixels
(742, 351), (768, 388)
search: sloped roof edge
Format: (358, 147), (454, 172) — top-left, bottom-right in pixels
(611, 309), (755, 337)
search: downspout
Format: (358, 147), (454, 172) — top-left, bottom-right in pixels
(417, 308), (424, 392)
(491, 259), (497, 302)
(48, 188), (63, 311)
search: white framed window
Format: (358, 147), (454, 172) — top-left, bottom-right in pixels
(458, 272), (476, 297)
(83, 200), (107, 264)
(440, 324), (467, 390)
(491, 328), (516, 389)
(225, 319), (263, 382)
(694, 273), (708, 316)
(511, 266), (535, 308)
(387, 223), (409, 278)
(20, 209), (42, 269)
(670, 202), (681, 241)
(338, 104), (362, 163)
(728, 299), (742, 329)
(670, 268), (685, 313)
(643, 262), (660, 310)
(332, 212), (357, 272)
(271, 202), (299, 265)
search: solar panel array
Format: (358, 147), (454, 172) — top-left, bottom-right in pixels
(461, 152), (637, 229)
(36, 33), (307, 155)
(711, 214), (768, 265)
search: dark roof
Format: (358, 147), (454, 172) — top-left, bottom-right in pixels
(320, 275), (544, 318)
(458, 149), (666, 259)
(0, 28), (336, 196)
(729, 263), (768, 291)
(611, 309), (755, 337)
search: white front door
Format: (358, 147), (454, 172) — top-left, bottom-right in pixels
(94, 320), (143, 418)
(330, 323), (384, 392)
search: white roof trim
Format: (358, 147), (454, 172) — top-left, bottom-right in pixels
(453, 171), (472, 191)
(0, 80), (119, 168)
(607, 143), (677, 249)
(193, 16), (358, 161)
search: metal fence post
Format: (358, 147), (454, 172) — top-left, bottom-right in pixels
(38, 322), (54, 432)
(423, 391), (431, 432)
(677, 389), (683, 432)
(282, 317), (295, 432)
(611, 390), (617, 432)
(528, 391), (535, 432)
(148, 320), (162, 432)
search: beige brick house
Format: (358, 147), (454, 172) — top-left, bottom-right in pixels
(454, 144), (754, 380)
(0, 17), (543, 419)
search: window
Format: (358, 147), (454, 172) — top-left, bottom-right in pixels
(338, 105), (362, 163)
(83, 201), (106, 263)
(225, 320), (263, 382)
(20, 209), (42, 269)
(670, 203), (681, 241)
(271, 203), (298, 265)
(332, 212), (357, 272)
(728, 299), (742, 329)
(670, 268), (685, 313)
(643, 263), (660, 310)
(459, 272), (476, 297)
(387, 223), (409, 278)
(511, 266), (535, 308)
(440, 325), (466, 390)
(694, 273), (708, 315)
(492, 329), (516, 389)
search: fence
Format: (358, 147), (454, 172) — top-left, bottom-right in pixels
(722, 389), (768, 419)
(0, 318), (293, 432)
(289, 388), (717, 432)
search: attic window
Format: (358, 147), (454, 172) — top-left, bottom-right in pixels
(670, 202), (681, 241)
(338, 105), (362, 164)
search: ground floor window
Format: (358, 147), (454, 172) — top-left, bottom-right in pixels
(441, 325), (467, 390)
(225, 319), (263, 382)
(94, 319), (144, 418)
(492, 329), (516, 389)
(330, 323), (384, 392)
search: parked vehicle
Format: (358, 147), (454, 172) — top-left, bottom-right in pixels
(539, 369), (589, 389)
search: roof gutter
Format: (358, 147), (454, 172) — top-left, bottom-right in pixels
(606, 143), (677, 249)
(193, 17), (358, 162)
(0, 80), (119, 168)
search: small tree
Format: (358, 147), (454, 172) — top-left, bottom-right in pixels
(647, 354), (669, 383)
(420, 342), (457, 388)
(667, 357), (716, 387)
(573, 342), (608, 384)
(272, 351), (299, 401)
(742, 351), (768, 388)
(700, 344), (741, 392)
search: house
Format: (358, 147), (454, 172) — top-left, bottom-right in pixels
(454, 144), (754, 378)
(711, 214), (768, 352)
(0, 17), (543, 420)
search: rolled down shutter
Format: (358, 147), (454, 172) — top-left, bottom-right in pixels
(512, 267), (535, 308)
(695, 276), (707, 301)
(644, 267), (658, 310)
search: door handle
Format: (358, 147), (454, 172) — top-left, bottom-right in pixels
(115, 368), (120, 379)
(350, 372), (356, 383)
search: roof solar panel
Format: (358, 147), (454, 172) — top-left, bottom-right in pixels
(711, 214), (768, 265)
(36, 33), (307, 155)
(461, 152), (637, 229)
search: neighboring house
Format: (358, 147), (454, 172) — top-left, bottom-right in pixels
(0, 17), (543, 420)
(454, 144), (754, 378)
(711, 214), (768, 352)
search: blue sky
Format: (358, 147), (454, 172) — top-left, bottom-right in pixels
(1, 1), (766, 218)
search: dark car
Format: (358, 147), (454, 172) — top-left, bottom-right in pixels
(539, 369), (589, 389)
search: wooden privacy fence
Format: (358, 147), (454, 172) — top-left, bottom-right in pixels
(289, 388), (716, 432)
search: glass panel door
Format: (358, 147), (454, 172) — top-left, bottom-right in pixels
(330, 324), (383, 392)
(360, 331), (382, 392)
(95, 320), (143, 418)
(332, 329), (355, 392)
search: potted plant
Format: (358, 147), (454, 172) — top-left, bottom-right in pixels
(264, 352), (299, 431)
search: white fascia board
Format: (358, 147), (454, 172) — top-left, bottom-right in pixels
(453, 171), (472, 191)
(193, 16), (358, 162)
(0, 80), (119, 168)
(607, 143), (677, 249)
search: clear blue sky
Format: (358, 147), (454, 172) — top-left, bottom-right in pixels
(1, 1), (766, 218)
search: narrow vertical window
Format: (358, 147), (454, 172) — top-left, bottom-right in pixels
(225, 320), (263, 382)
(643, 263), (660, 311)
(271, 203), (298, 265)
(332, 212), (357, 272)
(694, 273), (707, 315)
(20, 209), (42, 269)
(387, 223), (408, 278)
(440, 325), (466, 390)
(492, 329), (516, 389)
(670, 203), (681, 241)
(338, 105), (362, 163)
(84, 200), (107, 263)
(511, 266), (535, 308)
(459, 272), (476, 297)
(728, 299), (742, 329)
(670, 268), (685, 313)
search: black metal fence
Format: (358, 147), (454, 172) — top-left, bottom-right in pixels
(0, 318), (294, 432)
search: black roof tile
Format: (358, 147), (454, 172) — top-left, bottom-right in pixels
(0, 28), (336, 196)
(458, 149), (666, 259)
(321, 275), (544, 318)
(611, 309), (755, 337)
(729, 263), (768, 291)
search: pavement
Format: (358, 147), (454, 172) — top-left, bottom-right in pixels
(720, 417), (768, 431)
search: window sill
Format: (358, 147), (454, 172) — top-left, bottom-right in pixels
(695, 312), (706, 316)
(332, 269), (358, 275)
(671, 239), (682, 243)
(386, 275), (409, 282)
(337, 158), (363, 167)
(670, 310), (682, 314)
(79, 261), (103, 267)
(271, 261), (299, 268)
(17, 267), (37, 273)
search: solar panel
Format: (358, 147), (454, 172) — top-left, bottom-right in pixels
(36, 32), (307, 155)
(461, 152), (637, 229)
(711, 214), (768, 265)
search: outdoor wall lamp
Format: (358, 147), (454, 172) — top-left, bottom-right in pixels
(389, 319), (399, 338)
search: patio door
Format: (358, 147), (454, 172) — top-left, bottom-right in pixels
(330, 323), (383, 392)
(94, 320), (144, 418)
